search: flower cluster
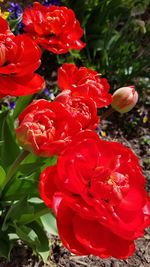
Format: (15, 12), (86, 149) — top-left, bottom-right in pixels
(16, 58), (150, 259)
(16, 64), (111, 156)
(0, 1), (85, 98)
(0, 1), (149, 261)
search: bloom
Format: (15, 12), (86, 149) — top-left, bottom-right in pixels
(0, 17), (44, 98)
(22, 2), (85, 54)
(58, 63), (112, 108)
(40, 130), (150, 258)
(16, 99), (81, 157)
(0, 16), (12, 35)
(8, 2), (23, 32)
(55, 90), (99, 130)
(111, 86), (138, 113)
(8, 2), (23, 20)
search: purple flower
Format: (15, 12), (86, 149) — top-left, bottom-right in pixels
(42, 0), (61, 6)
(43, 88), (55, 100)
(8, 2), (23, 20)
(8, 2), (23, 33)
(9, 101), (16, 109)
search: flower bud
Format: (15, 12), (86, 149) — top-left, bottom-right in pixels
(111, 86), (138, 113)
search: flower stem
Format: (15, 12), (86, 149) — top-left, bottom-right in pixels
(1, 150), (29, 196)
(101, 107), (114, 120)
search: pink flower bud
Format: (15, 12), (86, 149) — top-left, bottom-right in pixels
(111, 86), (138, 113)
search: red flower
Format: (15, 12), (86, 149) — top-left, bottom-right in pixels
(22, 2), (85, 54)
(40, 130), (150, 258)
(58, 63), (112, 108)
(0, 16), (13, 36)
(16, 99), (81, 157)
(55, 90), (99, 130)
(0, 18), (44, 98)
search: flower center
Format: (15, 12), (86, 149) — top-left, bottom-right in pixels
(72, 100), (90, 119)
(90, 169), (130, 205)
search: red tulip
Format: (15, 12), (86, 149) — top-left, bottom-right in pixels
(58, 63), (112, 108)
(16, 99), (81, 157)
(22, 2), (85, 54)
(0, 16), (13, 35)
(40, 130), (150, 258)
(55, 90), (99, 130)
(0, 17), (44, 98)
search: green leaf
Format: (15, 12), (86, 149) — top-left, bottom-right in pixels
(15, 222), (49, 262)
(18, 199), (49, 225)
(0, 110), (8, 134)
(18, 161), (44, 176)
(105, 33), (120, 50)
(41, 156), (57, 172)
(0, 111), (8, 165)
(0, 230), (18, 260)
(0, 233), (10, 258)
(3, 195), (49, 229)
(69, 49), (81, 59)
(13, 95), (34, 119)
(0, 165), (6, 190)
(15, 224), (37, 245)
(29, 221), (49, 262)
(2, 172), (39, 201)
(0, 116), (20, 168)
(41, 212), (58, 236)
(2, 197), (34, 231)
(8, 16), (22, 32)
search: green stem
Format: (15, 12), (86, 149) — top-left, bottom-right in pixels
(6, 150), (29, 182)
(20, 208), (50, 225)
(101, 107), (114, 120)
(1, 150), (29, 196)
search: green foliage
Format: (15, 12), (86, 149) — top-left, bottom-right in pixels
(0, 166), (6, 190)
(13, 95), (34, 120)
(8, 16), (22, 32)
(0, 232), (11, 258)
(0, 105), (58, 261)
(0, 110), (20, 169)
(64, 0), (150, 93)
